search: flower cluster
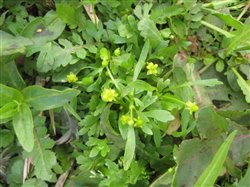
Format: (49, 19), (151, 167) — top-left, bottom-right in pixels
(121, 114), (134, 126)
(101, 88), (118, 102)
(185, 101), (199, 114)
(120, 115), (144, 128)
(146, 62), (158, 75)
(67, 72), (78, 83)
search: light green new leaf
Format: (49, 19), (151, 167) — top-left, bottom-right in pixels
(138, 18), (163, 48)
(22, 86), (80, 111)
(0, 84), (23, 107)
(123, 126), (136, 170)
(232, 67), (250, 103)
(0, 101), (18, 120)
(194, 130), (237, 187)
(129, 80), (156, 92)
(13, 103), (34, 152)
(144, 110), (174, 122)
(133, 40), (150, 81)
(226, 22), (250, 55)
(189, 79), (223, 87)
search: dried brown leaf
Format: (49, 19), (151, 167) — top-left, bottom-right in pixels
(84, 5), (99, 25)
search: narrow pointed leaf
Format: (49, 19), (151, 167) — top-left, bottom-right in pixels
(226, 22), (250, 55)
(123, 126), (136, 170)
(194, 130), (237, 187)
(22, 86), (80, 111)
(133, 40), (150, 81)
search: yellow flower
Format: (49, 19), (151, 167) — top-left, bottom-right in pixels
(121, 114), (130, 124)
(120, 114), (134, 126)
(185, 101), (199, 114)
(146, 62), (158, 75)
(67, 72), (78, 83)
(101, 88), (118, 102)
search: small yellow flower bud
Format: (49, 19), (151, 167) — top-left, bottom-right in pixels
(114, 48), (121, 56)
(134, 117), (144, 128)
(168, 168), (174, 173)
(101, 88), (118, 102)
(169, 35), (175, 40)
(102, 59), (109, 67)
(146, 62), (158, 75)
(67, 72), (78, 83)
(128, 118), (134, 126)
(36, 28), (43, 33)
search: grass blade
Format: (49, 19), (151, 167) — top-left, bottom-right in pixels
(133, 40), (150, 81)
(123, 126), (136, 170)
(226, 22), (250, 55)
(194, 130), (237, 187)
(201, 20), (234, 38)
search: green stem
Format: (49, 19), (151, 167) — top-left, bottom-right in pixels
(49, 110), (56, 135)
(231, 67), (240, 78)
(198, 61), (215, 74)
(201, 20), (234, 38)
(162, 95), (186, 106)
(230, 1), (250, 32)
(237, 1), (250, 21)
(106, 66), (120, 92)
(165, 83), (190, 92)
